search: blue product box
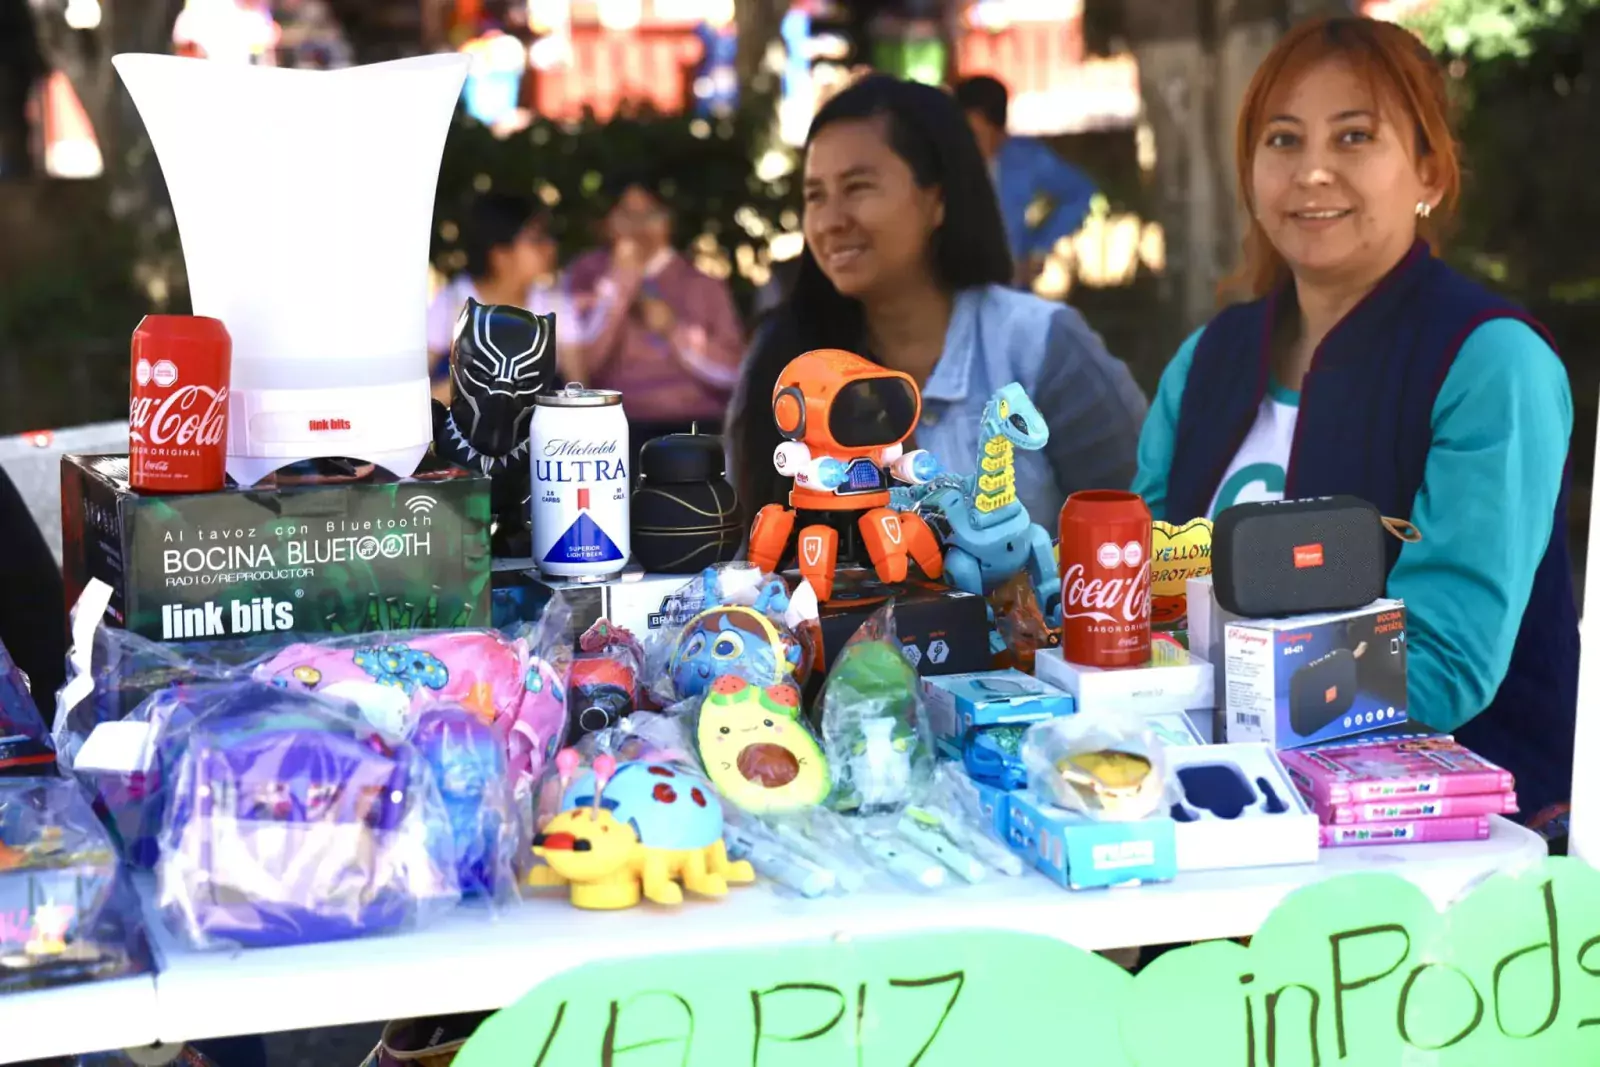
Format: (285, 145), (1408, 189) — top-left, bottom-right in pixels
(1005, 792), (1177, 890)
(1223, 599), (1409, 749)
(970, 779), (1014, 840)
(921, 669), (1075, 740)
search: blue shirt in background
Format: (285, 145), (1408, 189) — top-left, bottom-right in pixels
(992, 136), (1099, 264)
(916, 285), (1147, 528)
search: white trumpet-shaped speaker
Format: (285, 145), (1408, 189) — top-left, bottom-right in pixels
(112, 53), (471, 485)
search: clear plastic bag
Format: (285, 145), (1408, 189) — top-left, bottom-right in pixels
(526, 732), (756, 910)
(408, 703), (523, 903)
(53, 582), (240, 774)
(156, 681), (460, 949)
(690, 676), (831, 817)
(0, 777), (151, 992)
(817, 602), (934, 818)
(641, 564), (816, 707)
(0, 635), (54, 775)
(248, 605), (573, 799)
(568, 618), (644, 738)
(1020, 710), (1174, 822)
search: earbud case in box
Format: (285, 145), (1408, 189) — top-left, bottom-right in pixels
(1163, 742), (1319, 871)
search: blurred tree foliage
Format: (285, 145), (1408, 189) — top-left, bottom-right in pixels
(429, 88), (798, 315)
(1409, 0), (1600, 60)
(1408, 1), (1600, 494)
(1407, 1), (1600, 310)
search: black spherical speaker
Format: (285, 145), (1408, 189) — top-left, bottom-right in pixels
(632, 427), (742, 574)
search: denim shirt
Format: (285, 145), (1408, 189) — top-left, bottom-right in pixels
(915, 285), (1147, 528)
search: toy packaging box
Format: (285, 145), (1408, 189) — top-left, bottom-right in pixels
(1278, 733), (1513, 809)
(1164, 742), (1320, 872)
(1005, 792), (1177, 890)
(1319, 815), (1491, 847)
(801, 571), (990, 678)
(1221, 599), (1408, 748)
(1033, 641), (1214, 717)
(62, 454), (491, 643)
(969, 779), (1015, 840)
(921, 669), (1075, 741)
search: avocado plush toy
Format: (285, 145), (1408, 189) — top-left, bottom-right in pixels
(694, 674), (830, 814)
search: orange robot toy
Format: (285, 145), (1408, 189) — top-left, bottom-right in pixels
(747, 349), (944, 601)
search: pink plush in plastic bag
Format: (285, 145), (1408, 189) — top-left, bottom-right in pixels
(251, 630), (569, 791)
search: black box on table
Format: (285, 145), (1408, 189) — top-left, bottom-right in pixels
(794, 569), (991, 677)
(61, 454), (492, 643)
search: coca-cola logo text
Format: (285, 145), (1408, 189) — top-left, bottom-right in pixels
(130, 385), (228, 449)
(1062, 561), (1151, 625)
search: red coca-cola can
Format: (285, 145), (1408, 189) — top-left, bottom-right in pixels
(1059, 490), (1152, 668)
(129, 315), (231, 493)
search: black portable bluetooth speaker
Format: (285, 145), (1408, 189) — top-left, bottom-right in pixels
(1212, 496), (1397, 618)
(1289, 649), (1360, 735)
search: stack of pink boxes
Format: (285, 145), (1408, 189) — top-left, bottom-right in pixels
(1278, 733), (1517, 848)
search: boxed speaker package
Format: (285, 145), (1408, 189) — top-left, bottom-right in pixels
(62, 454), (491, 643)
(1223, 598), (1408, 748)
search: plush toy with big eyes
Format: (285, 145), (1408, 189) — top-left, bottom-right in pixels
(667, 605), (805, 702)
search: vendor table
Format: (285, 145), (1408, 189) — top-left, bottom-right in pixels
(0, 817), (1545, 1062)
(1, 975), (158, 1063)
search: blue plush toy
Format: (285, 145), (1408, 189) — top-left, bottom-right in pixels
(666, 568), (806, 701)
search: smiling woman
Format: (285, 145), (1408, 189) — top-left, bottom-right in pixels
(1131, 16), (1578, 835)
(728, 74), (1147, 536)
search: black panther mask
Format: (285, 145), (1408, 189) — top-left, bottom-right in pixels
(432, 297), (558, 553)
(442, 297), (557, 459)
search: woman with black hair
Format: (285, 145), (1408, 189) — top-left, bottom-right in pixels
(728, 75), (1147, 530)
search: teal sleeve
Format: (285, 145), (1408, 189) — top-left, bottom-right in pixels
(1389, 318), (1573, 732)
(1130, 327), (1204, 522)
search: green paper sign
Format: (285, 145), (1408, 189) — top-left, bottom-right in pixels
(457, 857), (1600, 1066)
(454, 927), (1132, 1066)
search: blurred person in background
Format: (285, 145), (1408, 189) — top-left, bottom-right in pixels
(0, 0), (45, 179)
(427, 193), (580, 402)
(955, 74), (1098, 290)
(566, 172), (745, 467)
(730, 75), (1145, 529)
(172, 0), (280, 64)
(0, 465), (65, 710)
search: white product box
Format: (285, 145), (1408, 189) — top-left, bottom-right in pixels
(1033, 644), (1214, 717)
(1166, 742), (1320, 871)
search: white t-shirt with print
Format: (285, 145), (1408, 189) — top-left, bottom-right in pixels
(1206, 384), (1299, 518)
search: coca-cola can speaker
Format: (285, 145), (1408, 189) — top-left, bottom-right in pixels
(129, 315), (231, 493)
(1059, 490), (1152, 668)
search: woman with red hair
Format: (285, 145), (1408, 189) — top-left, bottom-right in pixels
(1133, 16), (1576, 835)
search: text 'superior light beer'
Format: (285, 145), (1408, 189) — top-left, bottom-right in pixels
(129, 315), (231, 493)
(1059, 489), (1152, 668)
(530, 385), (630, 580)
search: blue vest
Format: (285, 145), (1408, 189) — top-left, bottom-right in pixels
(1165, 243), (1577, 820)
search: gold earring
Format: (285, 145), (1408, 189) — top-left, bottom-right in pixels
(1415, 201), (1433, 218)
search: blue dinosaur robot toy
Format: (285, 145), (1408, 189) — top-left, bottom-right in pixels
(900, 384), (1061, 652)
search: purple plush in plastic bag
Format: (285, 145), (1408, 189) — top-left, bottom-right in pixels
(157, 683), (459, 949)
(0, 638), (53, 776)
